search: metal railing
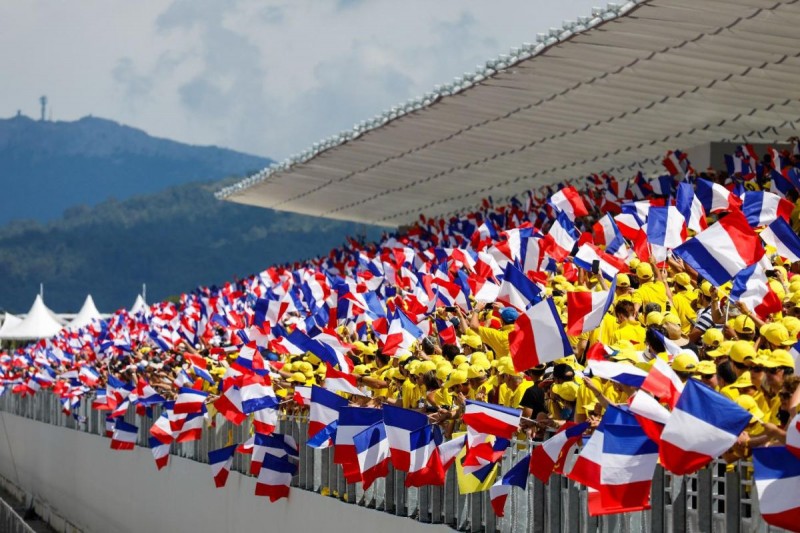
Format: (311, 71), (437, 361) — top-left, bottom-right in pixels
(0, 496), (37, 533)
(0, 392), (788, 533)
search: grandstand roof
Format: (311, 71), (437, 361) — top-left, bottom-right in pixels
(218, 0), (800, 227)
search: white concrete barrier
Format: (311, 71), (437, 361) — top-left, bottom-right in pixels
(0, 412), (450, 533)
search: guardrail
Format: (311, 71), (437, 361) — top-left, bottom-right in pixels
(0, 495), (37, 533)
(0, 392), (786, 533)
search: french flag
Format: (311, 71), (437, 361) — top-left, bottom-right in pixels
(380, 309), (424, 356)
(566, 281), (615, 336)
(759, 217), (800, 262)
(786, 413), (800, 459)
(208, 444), (237, 488)
(232, 341), (264, 373)
(695, 178), (741, 214)
(149, 412), (174, 445)
(176, 411), (205, 443)
(742, 192), (793, 228)
(599, 421), (659, 514)
(111, 419), (138, 450)
(675, 182), (708, 233)
(573, 243), (628, 281)
(549, 186), (589, 220)
(136, 378), (165, 406)
(240, 374), (278, 414)
(324, 364), (367, 397)
(149, 436), (170, 471)
(192, 364), (215, 384)
(382, 404), (428, 471)
(496, 263), (541, 311)
(214, 384), (246, 425)
(308, 385), (347, 448)
(662, 150), (693, 177)
(334, 407), (383, 483)
(255, 454), (296, 502)
(489, 453), (530, 517)
(250, 433), (299, 476)
(173, 387), (209, 415)
(587, 360), (648, 388)
(730, 259), (783, 320)
(592, 214), (626, 256)
(462, 400), (521, 440)
(530, 422), (588, 483)
(646, 206), (687, 249)
(673, 210), (764, 287)
(640, 358), (684, 409)
(752, 446), (800, 532)
(353, 422), (391, 489)
(406, 424), (446, 487)
(253, 405), (278, 435)
(543, 211), (580, 261)
(508, 298), (572, 372)
(659, 379), (752, 475)
(79, 366), (100, 387)
(628, 391), (671, 445)
(568, 406), (630, 491)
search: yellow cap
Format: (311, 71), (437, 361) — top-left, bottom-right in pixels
(674, 272), (693, 289)
(552, 381), (579, 402)
(696, 360), (717, 376)
(444, 370), (468, 388)
(672, 353), (698, 373)
(352, 341), (377, 355)
(735, 394), (764, 423)
(435, 364), (453, 382)
(699, 281), (715, 298)
(701, 328), (724, 347)
(662, 312), (681, 326)
(453, 355), (468, 366)
(636, 262), (654, 280)
(289, 372), (307, 384)
(467, 365), (486, 379)
(730, 371), (755, 389)
(732, 315), (756, 335)
(611, 350), (640, 364)
(729, 341), (756, 364)
(645, 311), (664, 327)
(616, 274), (631, 288)
(761, 323), (795, 346)
(461, 334), (483, 349)
(352, 364), (369, 376)
(706, 340), (734, 358)
(766, 349), (795, 370)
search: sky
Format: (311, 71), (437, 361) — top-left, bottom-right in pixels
(1, 0), (604, 159)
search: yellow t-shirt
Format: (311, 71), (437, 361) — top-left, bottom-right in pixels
(633, 280), (669, 312)
(611, 320), (646, 348)
(672, 291), (697, 335)
(401, 379), (421, 409)
(477, 325), (514, 359)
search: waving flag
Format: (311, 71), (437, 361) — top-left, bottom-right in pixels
(255, 454), (296, 502)
(695, 178), (741, 214)
(439, 434), (467, 471)
(742, 192), (793, 227)
(647, 206), (687, 249)
(406, 424), (446, 487)
(214, 384), (246, 425)
(566, 282), (615, 336)
(568, 406), (629, 490)
(752, 446), (800, 531)
(173, 387), (209, 415)
(659, 379), (751, 475)
(136, 378), (166, 406)
(149, 436), (170, 470)
(530, 422), (588, 483)
(308, 385), (348, 448)
(176, 411), (205, 443)
(730, 259), (782, 320)
(673, 210), (764, 287)
(640, 358), (684, 409)
(208, 444), (237, 488)
(324, 364), (367, 397)
(549, 186), (588, 220)
(496, 263), (541, 311)
(543, 211), (580, 261)
(490, 453), (530, 517)
(628, 391), (671, 445)
(573, 243), (628, 280)
(149, 412), (174, 445)
(111, 419), (138, 450)
(240, 374), (277, 414)
(759, 217), (800, 262)
(587, 360), (647, 388)
(382, 404), (429, 471)
(462, 400), (521, 440)
(353, 422), (391, 489)
(509, 298), (572, 372)
(599, 422), (659, 513)
(232, 341), (264, 373)
(675, 182), (708, 233)
(334, 407), (383, 483)
(786, 413), (800, 459)
(380, 309), (424, 356)
(250, 432), (299, 476)
(593, 214), (625, 254)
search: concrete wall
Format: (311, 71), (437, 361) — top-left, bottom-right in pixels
(0, 412), (449, 533)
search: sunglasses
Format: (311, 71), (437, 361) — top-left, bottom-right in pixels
(700, 374), (714, 381)
(779, 391), (792, 399)
(749, 366), (765, 373)
(767, 367), (783, 375)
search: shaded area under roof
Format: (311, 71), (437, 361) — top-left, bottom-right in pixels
(219, 0), (800, 227)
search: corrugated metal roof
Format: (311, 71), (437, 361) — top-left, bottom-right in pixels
(218, 0), (800, 226)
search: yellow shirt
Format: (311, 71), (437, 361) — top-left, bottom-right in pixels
(401, 379), (421, 409)
(672, 290), (697, 335)
(611, 320), (646, 348)
(633, 280), (669, 312)
(432, 387), (453, 408)
(508, 381), (534, 409)
(477, 325), (514, 359)
(498, 383), (511, 406)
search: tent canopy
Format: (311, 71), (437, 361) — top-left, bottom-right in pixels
(130, 294), (147, 315)
(69, 295), (102, 330)
(0, 295), (64, 341)
(218, 0), (800, 227)
(0, 313), (22, 337)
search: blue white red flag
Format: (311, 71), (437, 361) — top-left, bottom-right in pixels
(462, 400), (521, 440)
(752, 446), (800, 532)
(509, 298), (573, 372)
(208, 444), (237, 488)
(308, 385), (347, 448)
(353, 421), (391, 489)
(489, 453), (530, 517)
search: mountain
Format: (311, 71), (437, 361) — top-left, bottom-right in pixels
(0, 114), (271, 224)
(0, 178), (378, 314)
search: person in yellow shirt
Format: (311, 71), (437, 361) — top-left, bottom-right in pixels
(467, 305), (517, 359)
(671, 272), (697, 335)
(632, 262), (669, 315)
(610, 300), (646, 348)
(466, 365), (494, 401)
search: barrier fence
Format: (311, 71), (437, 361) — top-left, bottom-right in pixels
(0, 495), (37, 533)
(0, 393), (787, 533)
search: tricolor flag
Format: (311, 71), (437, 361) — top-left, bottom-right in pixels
(353, 421), (391, 489)
(462, 400), (521, 440)
(549, 186), (589, 220)
(640, 357), (684, 409)
(675, 182), (708, 233)
(593, 214), (626, 255)
(111, 418), (138, 450)
(240, 374), (278, 414)
(149, 436), (170, 470)
(566, 282), (615, 336)
(334, 407), (383, 483)
(308, 385), (347, 448)
(489, 453), (530, 517)
(627, 391), (671, 445)
(759, 217), (800, 262)
(255, 454), (296, 502)
(646, 206), (687, 249)
(149, 412), (174, 445)
(599, 422), (659, 514)
(382, 404), (429, 471)
(176, 411), (205, 443)
(380, 309), (424, 357)
(509, 298), (572, 372)
(173, 386), (209, 415)
(695, 178), (741, 214)
(730, 259), (783, 321)
(752, 446), (800, 532)
(530, 422), (588, 483)
(214, 383), (246, 425)
(741, 192), (793, 228)
(673, 210), (764, 287)
(586, 360), (647, 388)
(232, 341), (264, 373)
(208, 444), (237, 488)
(659, 379), (751, 475)
(250, 433), (299, 476)
(543, 211), (580, 262)
(324, 364), (368, 397)
(439, 434), (467, 471)
(406, 424), (446, 487)
(496, 263), (541, 311)
(785, 413), (800, 460)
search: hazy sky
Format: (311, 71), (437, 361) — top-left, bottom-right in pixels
(1, 0), (604, 159)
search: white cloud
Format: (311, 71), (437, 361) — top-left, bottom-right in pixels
(0, 0), (604, 158)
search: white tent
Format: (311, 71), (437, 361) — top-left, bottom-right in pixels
(130, 294), (147, 315)
(69, 295), (102, 329)
(0, 295), (64, 341)
(0, 313), (22, 337)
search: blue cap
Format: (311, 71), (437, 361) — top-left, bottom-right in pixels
(500, 307), (519, 324)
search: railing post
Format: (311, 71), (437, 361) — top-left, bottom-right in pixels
(548, 473), (562, 533)
(672, 475), (687, 533)
(725, 469), (740, 533)
(697, 466), (713, 533)
(444, 466), (457, 527)
(384, 466), (396, 513)
(565, 478), (579, 533)
(430, 479), (444, 523)
(469, 492), (483, 533)
(530, 476), (546, 533)
(394, 470), (407, 516)
(651, 466), (665, 533)
(419, 485), (430, 522)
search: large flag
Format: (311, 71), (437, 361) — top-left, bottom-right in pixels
(659, 379), (752, 475)
(549, 186), (588, 220)
(599, 422), (659, 513)
(627, 391), (671, 445)
(496, 263), (541, 311)
(489, 453), (531, 517)
(752, 446), (800, 531)
(566, 282), (615, 336)
(255, 454), (296, 502)
(382, 404), (429, 471)
(208, 444), (237, 488)
(759, 217), (800, 262)
(462, 400), (521, 440)
(509, 298), (572, 372)
(673, 210), (764, 287)
(334, 407), (383, 483)
(530, 422), (588, 483)
(353, 422), (391, 490)
(647, 206), (687, 249)
(324, 364), (368, 397)
(173, 387), (209, 415)
(406, 424), (445, 487)
(308, 385), (348, 448)
(742, 191), (793, 228)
